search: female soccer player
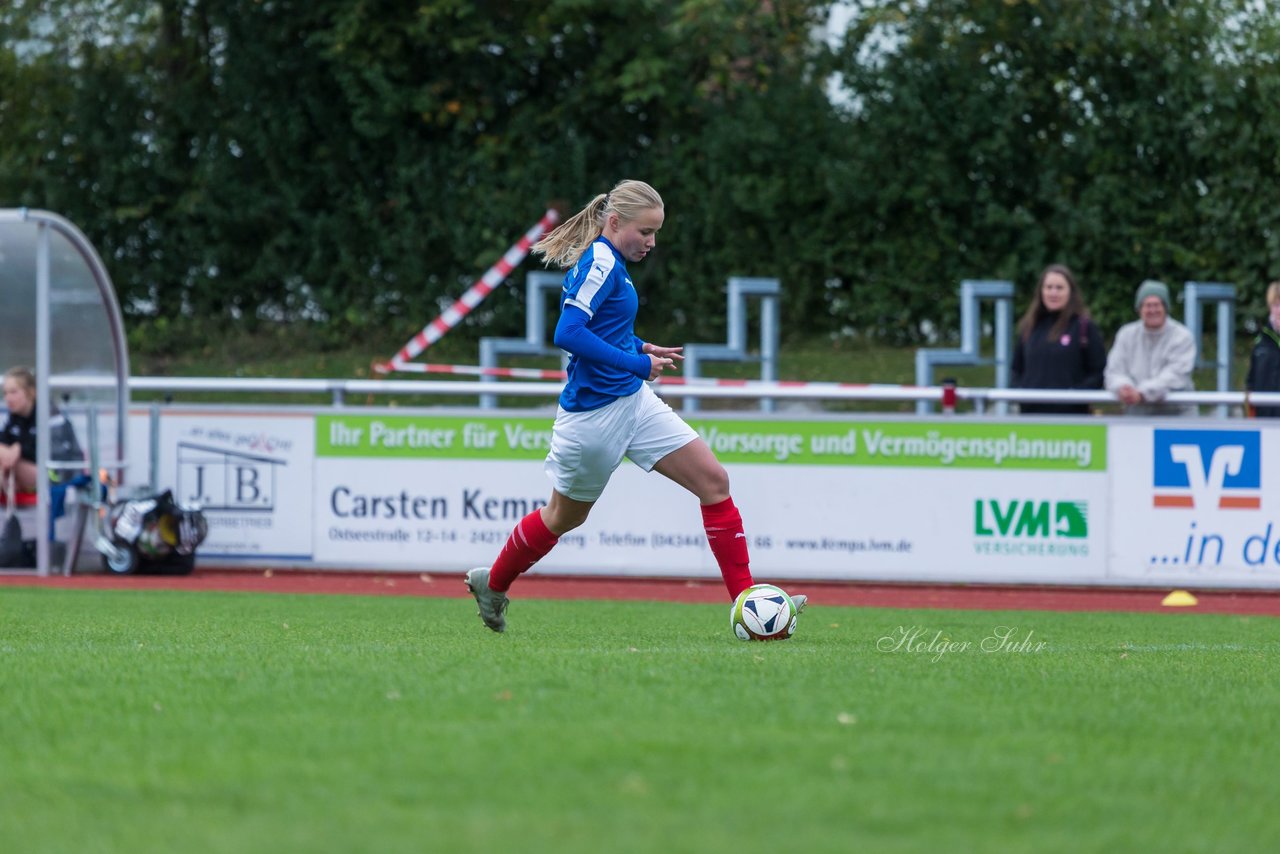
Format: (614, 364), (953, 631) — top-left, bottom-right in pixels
(465, 180), (804, 631)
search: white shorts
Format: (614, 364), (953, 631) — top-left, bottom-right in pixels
(544, 383), (699, 502)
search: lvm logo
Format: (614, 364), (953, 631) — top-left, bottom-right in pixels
(1152, 430), (1260, 510)
(974, 500), (1088, 538)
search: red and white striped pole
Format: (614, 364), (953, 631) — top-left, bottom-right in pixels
(377, 208), (560, 374)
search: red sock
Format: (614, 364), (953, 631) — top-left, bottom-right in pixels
(488, 509), (559, 592)
(701, 497), (754, 600)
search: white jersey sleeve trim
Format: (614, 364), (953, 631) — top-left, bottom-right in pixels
(575, 243), (615, 314)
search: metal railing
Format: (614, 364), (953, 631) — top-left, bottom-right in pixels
(48, 375), (1280, 414)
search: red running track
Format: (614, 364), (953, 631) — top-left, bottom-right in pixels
(3, 569), (1280, 616)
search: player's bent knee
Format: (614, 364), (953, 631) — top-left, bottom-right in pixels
(542, 498), (593, 536)
(696, 465), (731, 503)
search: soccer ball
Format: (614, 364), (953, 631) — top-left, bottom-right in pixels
(730, 584), (797, 641)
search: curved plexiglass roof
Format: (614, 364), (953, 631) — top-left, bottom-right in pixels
(0, 212), (127, 399)
(0, 210), (129, 485)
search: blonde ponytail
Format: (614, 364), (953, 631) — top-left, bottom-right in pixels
(533, 194), (609, 269)
(533, 180), (664, 269)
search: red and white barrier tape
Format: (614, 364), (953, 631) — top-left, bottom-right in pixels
(376, 208), (560, 374)
(387, 361), (567, 380)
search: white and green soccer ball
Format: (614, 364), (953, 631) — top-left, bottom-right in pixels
(730, 583), (798, 641)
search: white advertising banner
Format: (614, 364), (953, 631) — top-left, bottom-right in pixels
(125, 406), (1280, 587)
(1108, 423), (1280, 586)
(128, 410), (315, 561)
(309, 412), (1110, 582)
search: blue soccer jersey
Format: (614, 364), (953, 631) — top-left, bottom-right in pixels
(554, 237), (651, 412)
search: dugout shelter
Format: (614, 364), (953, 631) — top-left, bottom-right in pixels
(0, 209), (130, 575)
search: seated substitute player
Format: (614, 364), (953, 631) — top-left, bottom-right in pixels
(465, 179), (805, 632)
(1, 366), (83, 492)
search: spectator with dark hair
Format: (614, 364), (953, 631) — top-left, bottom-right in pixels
(1104, 280), (1197, 416)
(1011, 264), (1107, 415)
(1246, 281), (1280, 418)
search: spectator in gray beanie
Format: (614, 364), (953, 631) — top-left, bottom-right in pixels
(1104, 280), (1197, 415)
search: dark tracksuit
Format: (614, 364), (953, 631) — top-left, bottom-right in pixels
(1011, 312), (1107, 415)
(1246, 320), (1280, 418)
(1, 408), (83, 473)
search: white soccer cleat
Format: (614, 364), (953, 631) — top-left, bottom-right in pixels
(791, 593), (808, 613)
(465, 567), (509, 633)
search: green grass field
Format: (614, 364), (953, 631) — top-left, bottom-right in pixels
(2, 587), (1277, 853)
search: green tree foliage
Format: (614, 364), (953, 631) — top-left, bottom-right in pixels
(834, 0), (1280, 340)
(1, 0), (1278, 358)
